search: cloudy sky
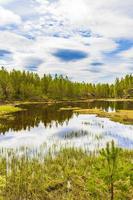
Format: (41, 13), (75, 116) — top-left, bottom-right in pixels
(0, 0), (133, 83)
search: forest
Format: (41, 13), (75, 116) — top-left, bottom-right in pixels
(0, 67), (133, 101)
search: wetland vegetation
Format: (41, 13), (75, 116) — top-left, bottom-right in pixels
(74, 108), (133, 125)
(0, 141), (132, 200)
(0, 69), (133, 199)
(0, 105), (23, 116)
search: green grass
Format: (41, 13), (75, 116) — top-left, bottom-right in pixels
(0, 105), (23, 116)
(0, 142), (132, 200)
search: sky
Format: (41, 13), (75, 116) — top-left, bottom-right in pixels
(0, 0), (133, 83)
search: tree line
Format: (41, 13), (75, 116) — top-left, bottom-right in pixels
(0, 67), (133, 100)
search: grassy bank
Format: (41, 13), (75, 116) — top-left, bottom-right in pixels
(0, 105), (23, 116)
(0, 142), (132, 200)
(74, 108), (133, 125)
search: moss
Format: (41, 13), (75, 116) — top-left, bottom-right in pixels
(74, 108), (133, 124)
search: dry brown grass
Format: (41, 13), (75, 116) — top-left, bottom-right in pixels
(74, 108), (133, 124)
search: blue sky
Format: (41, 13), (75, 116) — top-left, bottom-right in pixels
(0, 0), (133, 82)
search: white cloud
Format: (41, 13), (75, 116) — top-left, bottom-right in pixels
(0, 31), (33, 52)
(0, 0), (15, 5)
(35, 0), (133, 39)
(0, 6), (21, 25)
(119, 47), (133, 59)
(0, 0), (133, 82)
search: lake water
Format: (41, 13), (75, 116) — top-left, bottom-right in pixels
(0, 101), (133, 155)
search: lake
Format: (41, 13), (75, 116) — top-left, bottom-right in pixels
(0, 101), (133, 155)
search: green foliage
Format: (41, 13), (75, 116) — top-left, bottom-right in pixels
(100, 141), (120, 200)
(0, 67), (133, 100)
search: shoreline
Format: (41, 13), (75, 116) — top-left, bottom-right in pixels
(74, 108), (133, 125)
(0, 97), (133, 106)
(0, 99), (133, 124)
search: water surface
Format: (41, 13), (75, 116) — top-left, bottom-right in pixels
(0, 101), (133, 154)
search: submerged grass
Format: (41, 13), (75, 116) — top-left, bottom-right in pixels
(0, 142), (132, 200)
(75, 108), (133, 124)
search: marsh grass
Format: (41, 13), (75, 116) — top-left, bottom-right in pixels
(0, 142), (132, 200)
(0, 105), (23, 116)
(75, 108), (133, 124)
